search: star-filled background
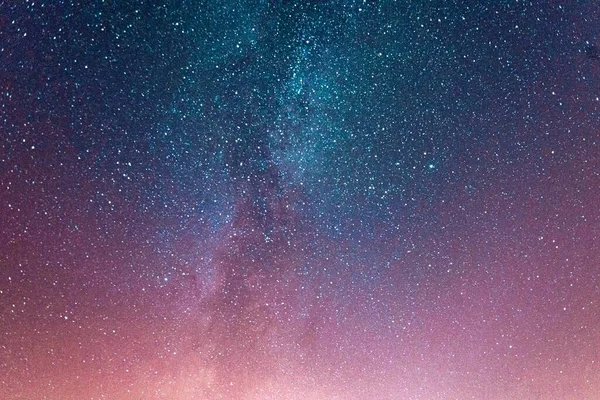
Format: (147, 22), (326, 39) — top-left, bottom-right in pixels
(1, 1), (600, 399)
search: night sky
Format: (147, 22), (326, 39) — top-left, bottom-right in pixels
(1, 1), (600, 399)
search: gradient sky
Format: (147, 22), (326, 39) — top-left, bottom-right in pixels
(1, 1), (600, 399)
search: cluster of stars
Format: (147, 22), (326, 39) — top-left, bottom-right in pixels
(1, 1), (600, 399)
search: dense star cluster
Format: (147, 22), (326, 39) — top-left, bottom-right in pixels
(1, 1), (600, 399)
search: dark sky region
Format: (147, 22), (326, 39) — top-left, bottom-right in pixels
(1, 1), (600, 399)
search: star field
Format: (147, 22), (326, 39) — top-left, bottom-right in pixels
(1, 1), (600, 399)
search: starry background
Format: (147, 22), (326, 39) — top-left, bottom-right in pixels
(1, 1), (600, 399)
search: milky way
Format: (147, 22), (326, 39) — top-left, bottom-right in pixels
(1, 2), (600, 399)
